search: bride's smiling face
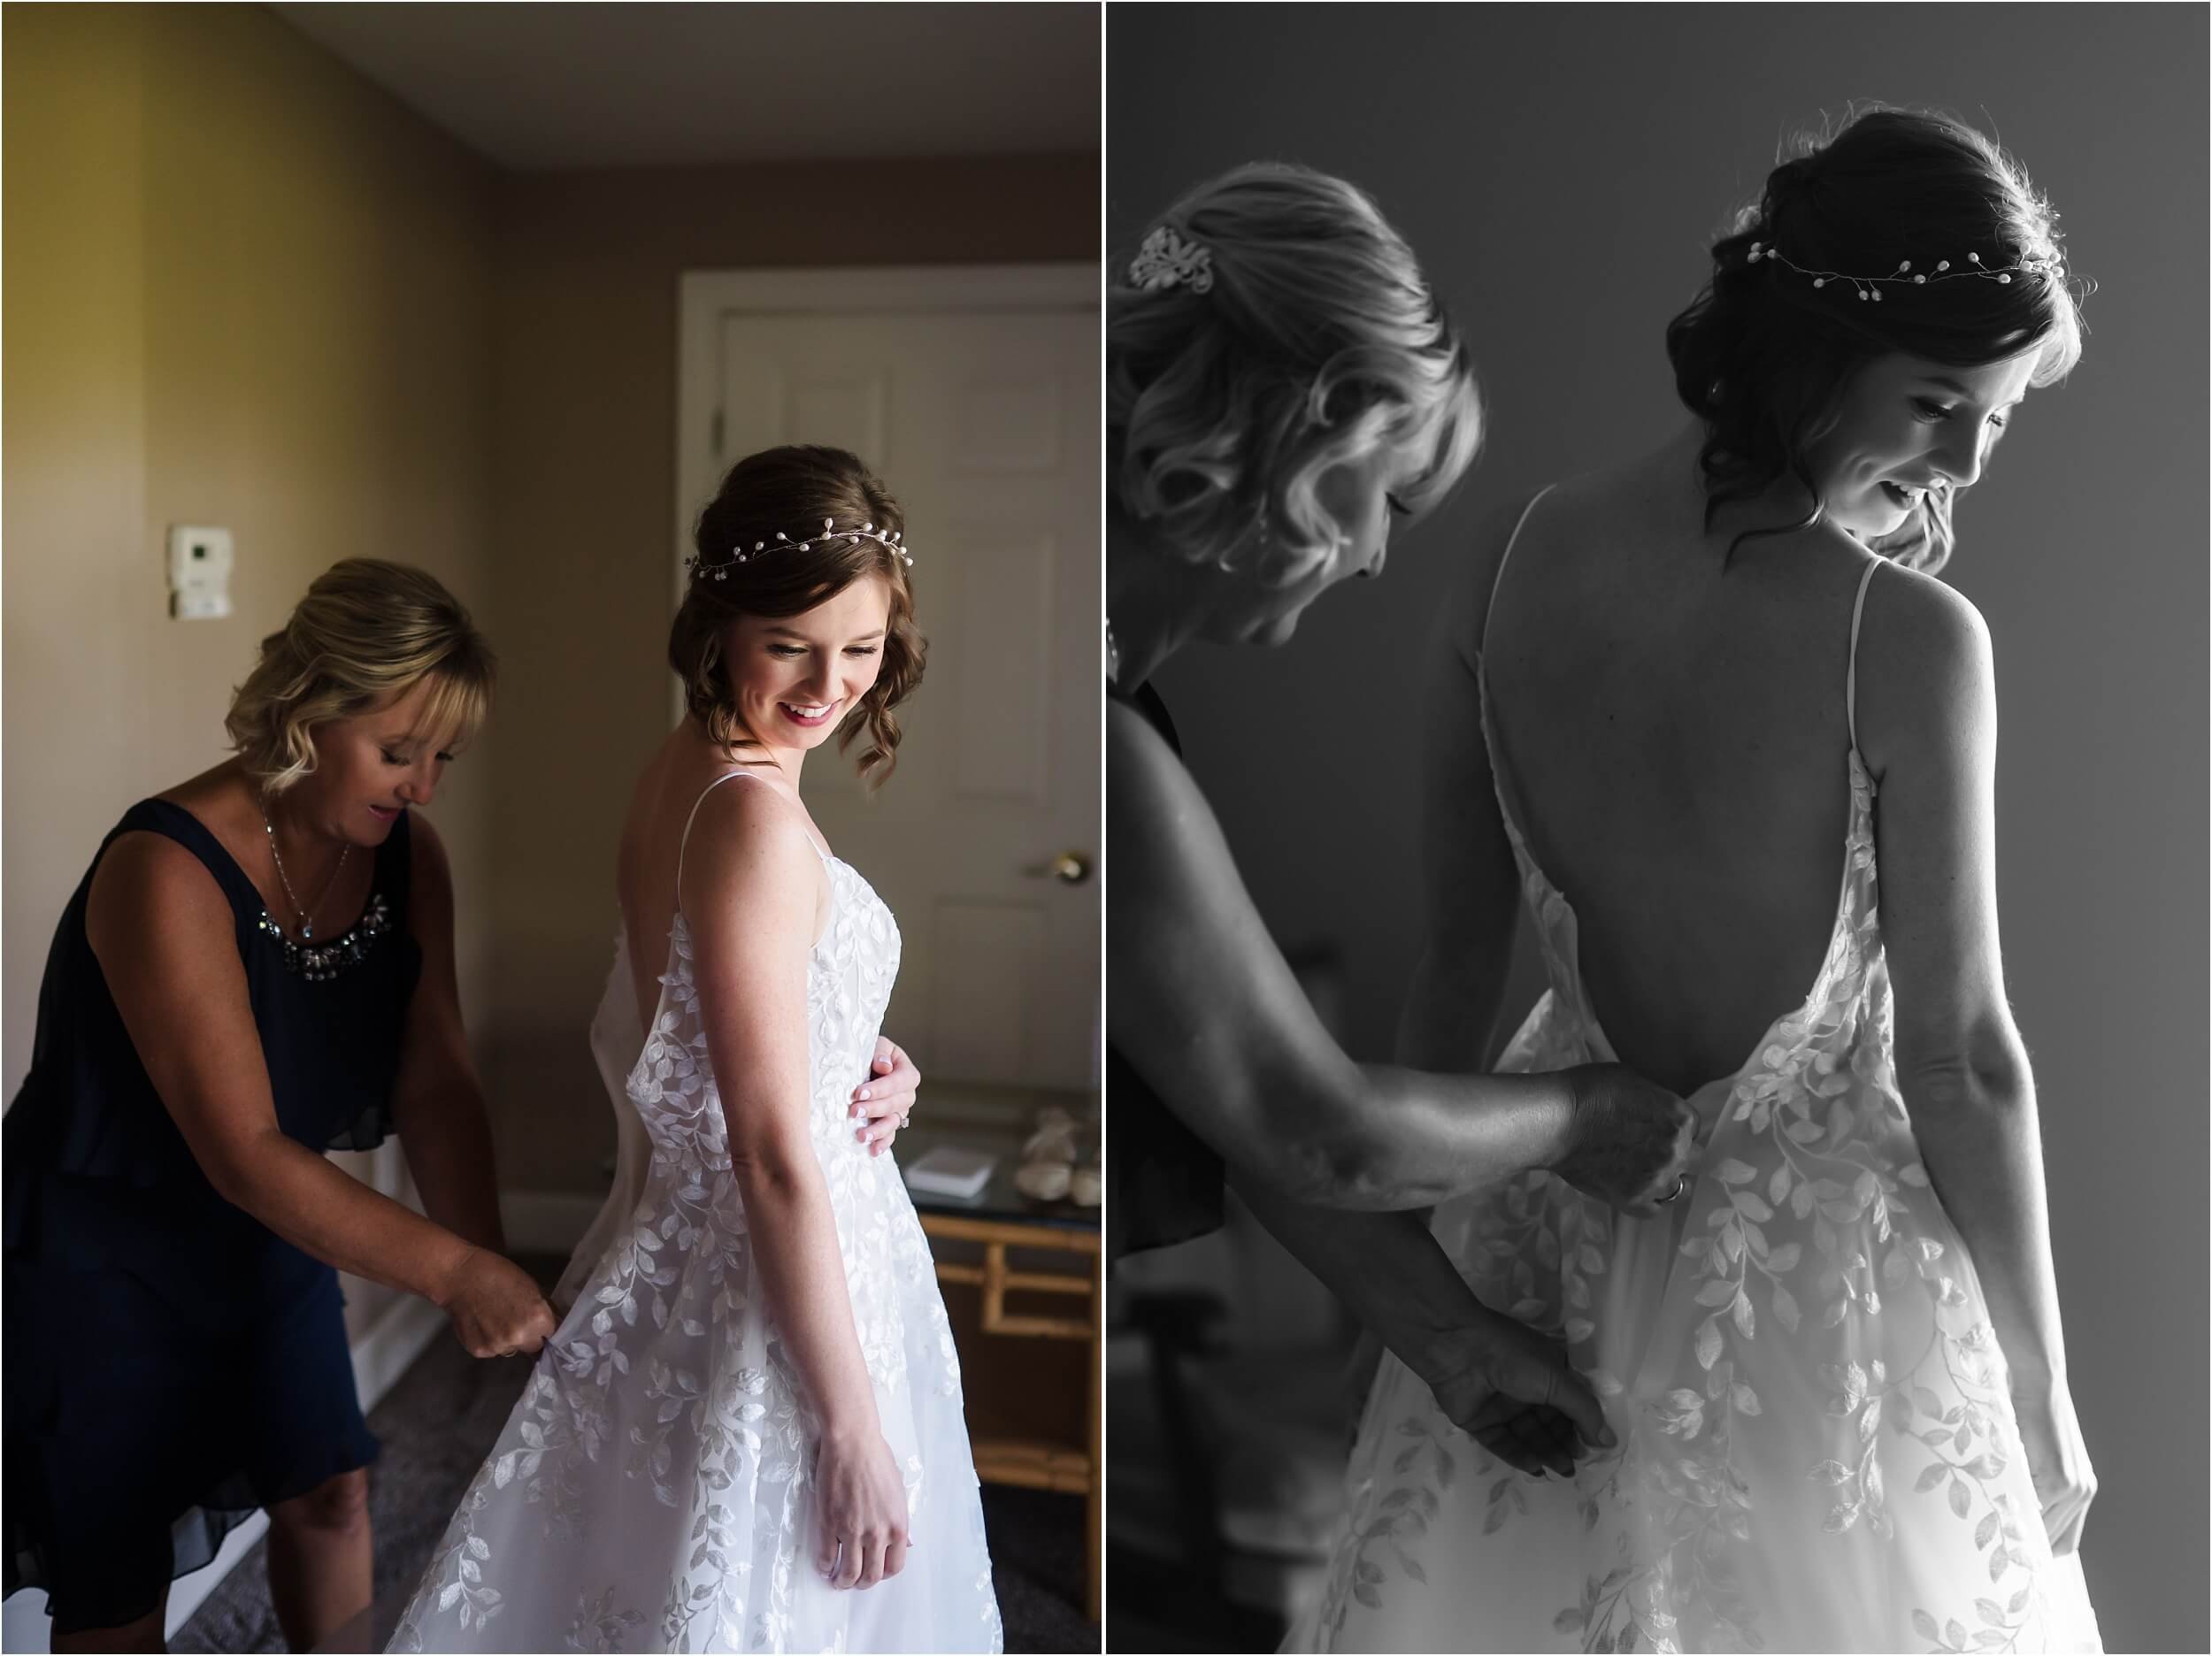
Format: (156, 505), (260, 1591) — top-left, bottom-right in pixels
(1805, 349), (2038, 540)
(721, 576), (891, 750)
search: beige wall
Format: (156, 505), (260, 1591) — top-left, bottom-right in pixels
(5, 10), (1098, 1218)
(481, 156), (1099, 1194)
(3, 4), (500, 1331)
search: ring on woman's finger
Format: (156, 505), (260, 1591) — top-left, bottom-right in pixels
(1656, 1175), (1689, 1204)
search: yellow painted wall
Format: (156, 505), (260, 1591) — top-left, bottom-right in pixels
(3, 4), (500, 1337)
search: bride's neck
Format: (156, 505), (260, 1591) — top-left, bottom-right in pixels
(683, 717), (803, 786)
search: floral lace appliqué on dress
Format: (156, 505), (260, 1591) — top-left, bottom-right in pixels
(1287, 538), (2102, 1655)
(390, 799), (1002, 1654)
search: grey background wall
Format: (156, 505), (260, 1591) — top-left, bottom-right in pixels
(1109, 4), (2206, 1648)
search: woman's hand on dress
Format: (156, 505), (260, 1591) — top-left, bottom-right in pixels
(1422, 1315), (1616, 1480)
(849, 1037), (918, 1156)
(815, 1426), (911, 1589)
(436, 1246), (557, 1359)
(1553, 1064), (1701, 1215)
(2013, 1376), (2097, 1554)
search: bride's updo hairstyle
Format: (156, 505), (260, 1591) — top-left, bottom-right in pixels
(1668, 106), (2085, 571)
(1110, 162), (1483, 586)
(670, 444), (925, 785)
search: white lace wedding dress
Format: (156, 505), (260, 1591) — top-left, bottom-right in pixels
(1286, 501), (2102, 1653)
(390, 772), (1002, 1653)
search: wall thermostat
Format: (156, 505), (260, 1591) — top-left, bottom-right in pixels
(167, 525), (234, 620)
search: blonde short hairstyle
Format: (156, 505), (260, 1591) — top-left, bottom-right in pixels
(225, 559), (495, 797)
(1110, 162), (1484, 585)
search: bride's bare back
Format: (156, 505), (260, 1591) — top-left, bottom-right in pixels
(1471, 436), (1886, 1096)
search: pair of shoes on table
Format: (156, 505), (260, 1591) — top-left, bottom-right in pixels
(1014, 1105), (1100, 1206)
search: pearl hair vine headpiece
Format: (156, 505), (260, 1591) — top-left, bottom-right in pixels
(1129, 223), (1214, 294)
(684, 518), (912, 582)
(1747, 240), (2062, 303)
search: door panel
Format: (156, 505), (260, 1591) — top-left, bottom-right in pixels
(693, 288), (1097, 1090)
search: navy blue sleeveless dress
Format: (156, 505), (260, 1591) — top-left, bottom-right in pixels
(3, 799), (422, 1633)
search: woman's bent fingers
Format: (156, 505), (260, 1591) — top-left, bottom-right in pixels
(1537, 1362), (1611, 1451)
(882, 1531), (910, 1583)
(1503, 1410), (1575, 1478)
(1477, 1412), (1565, 1478)
(851, 1070), (914, 1154)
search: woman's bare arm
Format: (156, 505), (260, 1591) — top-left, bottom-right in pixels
(1210, 542), (1622, 1473)
(682, 783), (879, 1435)
(683, 778), (908, 1585)
(1109, 698), (1580, 1209)
(88, 833), (508, 1314)
(388, 815), (506, 1254)
(1859, 571), (2068, 1384)
(1859, 568), (2092, 1548)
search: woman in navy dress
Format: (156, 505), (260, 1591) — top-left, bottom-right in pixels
(2, 559), (551, 1653)
(1106, 165), (1700, 1477)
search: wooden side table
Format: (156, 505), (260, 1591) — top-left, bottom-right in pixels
(903, 1120), (1102, 1629)
(918, 1210), (1102, 1623)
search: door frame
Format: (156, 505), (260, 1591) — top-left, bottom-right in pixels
(672, 262), (1100, 722)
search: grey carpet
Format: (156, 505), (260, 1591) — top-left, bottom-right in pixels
(175, 1257), (1094, 1653)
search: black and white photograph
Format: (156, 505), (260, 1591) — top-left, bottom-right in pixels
(4, 5), (1101, 1652)
(1104, 5), (2204, 1652)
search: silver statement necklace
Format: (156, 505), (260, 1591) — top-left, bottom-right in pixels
(264, 812), (349, 941)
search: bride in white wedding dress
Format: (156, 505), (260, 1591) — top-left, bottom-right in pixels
(390, 446), (1001, 1654)
(1289, 110), (2102, 1653)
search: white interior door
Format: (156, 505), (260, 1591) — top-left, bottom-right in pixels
(676, 267), (1099, 1092)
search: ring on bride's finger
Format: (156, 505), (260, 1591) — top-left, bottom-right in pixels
(1656, 1176), (1689, 1204)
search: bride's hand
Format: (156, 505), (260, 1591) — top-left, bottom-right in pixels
(849, 1038), (919, 1156)
(1553, 1063), (1701, 1215)
(2012, 1376), (2097, 1555)
(435, 1246), (558, 1359)
(1423, 1315), (1616, 1480)
(815, 1426), (911, 1589)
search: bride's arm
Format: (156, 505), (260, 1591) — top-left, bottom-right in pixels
(683, 781), (908, 1591)
(1858, 568), (2093, 1552)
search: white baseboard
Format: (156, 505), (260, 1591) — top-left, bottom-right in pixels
(499, 1189), (604, 1256)
(350, 1287), (449, 1414)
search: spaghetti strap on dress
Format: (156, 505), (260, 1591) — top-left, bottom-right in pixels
(1286, 506), (2102, 1652)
